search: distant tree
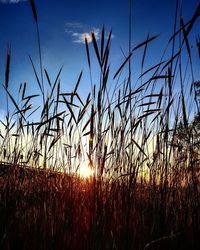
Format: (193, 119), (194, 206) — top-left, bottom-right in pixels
(193, 80), (200, 111)
(173, 110), (200, 181)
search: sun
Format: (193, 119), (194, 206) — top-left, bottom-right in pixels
(79, 161), (94, 179)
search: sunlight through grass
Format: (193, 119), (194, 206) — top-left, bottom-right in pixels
(79, 161), (94, 178)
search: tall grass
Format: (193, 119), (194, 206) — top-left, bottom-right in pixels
(0, 0), (199, 249)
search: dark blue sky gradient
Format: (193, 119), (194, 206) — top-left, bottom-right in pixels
(0, 0), (200, 117)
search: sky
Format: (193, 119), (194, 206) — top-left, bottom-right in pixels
(0, 0), (200, 119)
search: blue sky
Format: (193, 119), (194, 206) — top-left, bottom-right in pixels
(0, 0), (200, 117)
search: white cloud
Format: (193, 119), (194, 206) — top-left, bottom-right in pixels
(65, 22), (114, 44)
(0, 0), (27, 4)
(72, 28), (100, 44)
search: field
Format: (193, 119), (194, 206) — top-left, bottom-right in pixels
(0, 0), (200, 249)
(0, 164), (199, 250)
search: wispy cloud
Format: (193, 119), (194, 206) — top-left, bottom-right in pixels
(0, 0), (27, 4)
(65, 22), (114, 44)
(65, 22), (84, 30)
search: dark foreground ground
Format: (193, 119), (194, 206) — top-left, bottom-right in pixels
(0, 163), (199, 250)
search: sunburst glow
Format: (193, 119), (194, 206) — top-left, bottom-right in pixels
(79, 161), (94, 178)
